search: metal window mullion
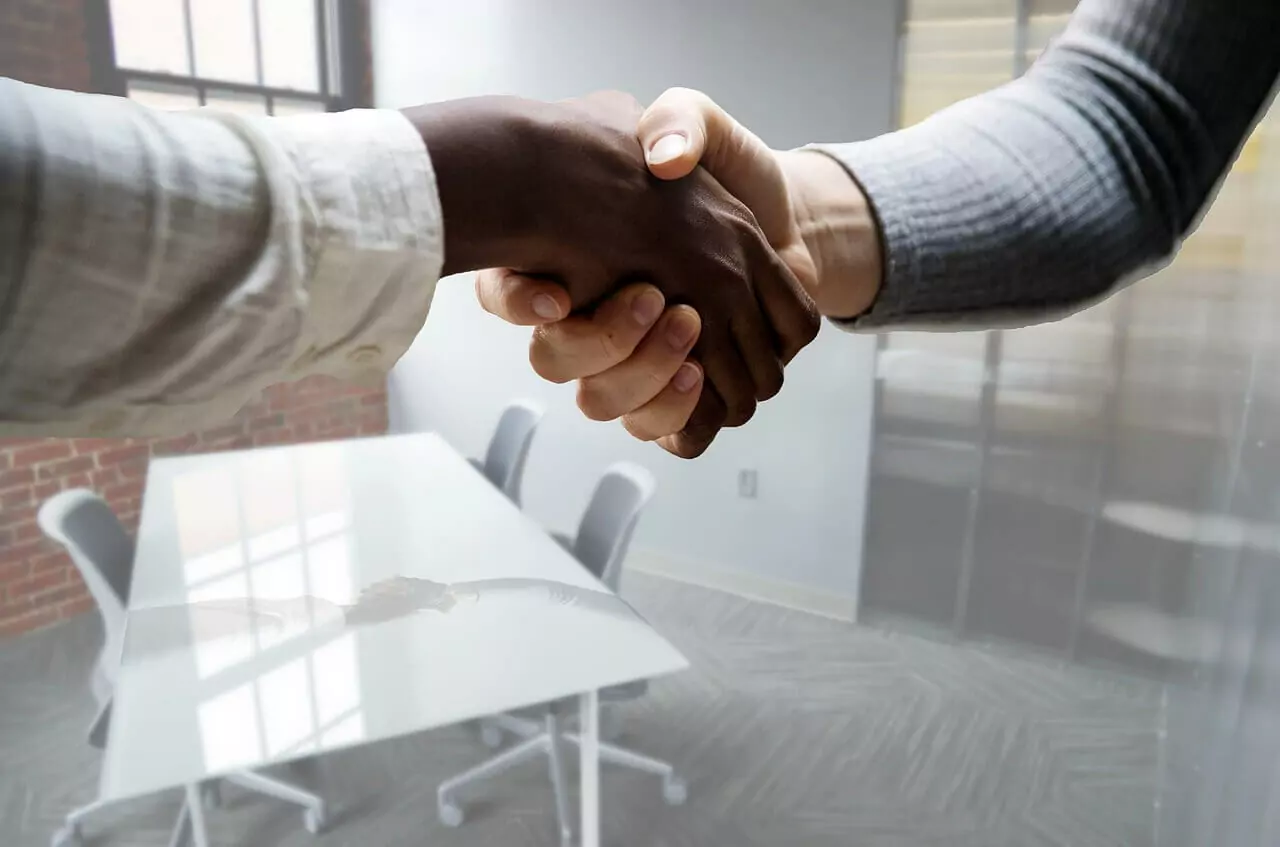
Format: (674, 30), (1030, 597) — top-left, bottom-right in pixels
(251, 0), (266, 87)
(1014, 0), (1031, 77)
(182, 0), (197, 77)
(315, 0), (330, 98)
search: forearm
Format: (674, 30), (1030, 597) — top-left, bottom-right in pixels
(809, 0), (1280, 330)
(0, 80), (440, 435)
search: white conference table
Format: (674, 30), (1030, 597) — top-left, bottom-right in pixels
(101, 432), (688, 847)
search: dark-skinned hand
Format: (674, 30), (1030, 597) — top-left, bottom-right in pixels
(403, 92), (818, 457)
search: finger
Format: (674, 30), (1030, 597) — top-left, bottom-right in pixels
(698, 338), (756, 429)
(577, 306), (701, 422)
(747, 235), (821, 364)
(475, 268), (570, 326)
(727, 288), (785, 402)
(529, 283), (665, 383)
(659, 383), (725, 459)
(639, 89), (794, 241)
(620, 361), (703, 442)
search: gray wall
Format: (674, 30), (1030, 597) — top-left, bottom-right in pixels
(373, 0), (899, 611)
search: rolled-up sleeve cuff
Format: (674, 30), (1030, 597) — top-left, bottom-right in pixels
(263, 107), (444, 384)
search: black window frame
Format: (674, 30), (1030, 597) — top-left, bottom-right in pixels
(85, 0), (371, 114)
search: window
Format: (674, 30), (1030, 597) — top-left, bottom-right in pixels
(98, 0), (362, 116)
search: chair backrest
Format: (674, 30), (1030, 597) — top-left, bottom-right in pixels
(482, 401), (544, 505)
(572, 463), (657, 590)
(37, 490), (135, 685)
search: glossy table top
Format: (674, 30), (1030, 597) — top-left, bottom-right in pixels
(102, 433), (687, 802)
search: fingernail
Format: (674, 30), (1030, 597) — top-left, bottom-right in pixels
(632, 289), (664, 326)
(666, 313), (698, 349)
(532, 293), (562, 320)
(647, 133), (687, 165)
(673, 363), (701, 393)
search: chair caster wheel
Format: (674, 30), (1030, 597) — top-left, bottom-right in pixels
(663, 776), (688, 806)
(438, 797), (464, 828)
(479, 722), (504, 748)
(51, 823), (82, 847)
(303, 806), (327, 834)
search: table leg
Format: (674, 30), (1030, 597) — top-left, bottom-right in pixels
(183, 783), (211, 847)
(579, 690), (600, 847)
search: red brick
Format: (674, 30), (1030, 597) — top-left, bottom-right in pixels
(58, 594), (96, 619)
(360, 393), (386, 407)
(12, 441), (72, 466)
(64, 472), (91, 488)
(0, 467), (34, 491)
(97, 444), (149, 468)
(0, 606), (59, 638)
(118, 459), (148, 480)
(0, 487), (33, 511)
(0, 538), (44, 565)
(202, 423), (245, 443)
(89, 468), (121, 489)
(72, 438), (121, 455)
(28, 551), (68, 575)
(0, 504), (36, 529)
(6, 568), (67, 600)
(13, 520), (42, 543)
(0, 561), (29, 586)
(153, 434), (198, 455)
(103, 481), (144, 505)
(30, 582), (84, 608)
(37, 454), (94, 480)
(32, 481), (60, 501)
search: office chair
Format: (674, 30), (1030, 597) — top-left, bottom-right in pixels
(469, 401), (544, 505)
(39, 490), (328, 847)
(436, 463), (687, 846)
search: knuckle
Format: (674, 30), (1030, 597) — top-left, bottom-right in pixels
(722, 395), (757, 428)
(528, 333), (573, 385)
(757, 365), (784, 402)
(576, 380), (620, 422)
(621, 415), (660, 443)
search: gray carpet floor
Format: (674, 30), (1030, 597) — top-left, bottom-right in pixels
(1, 572), (1163, 847)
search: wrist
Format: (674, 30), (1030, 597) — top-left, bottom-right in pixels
(403, 97), (542, 276)
(778, 149), (883, 320)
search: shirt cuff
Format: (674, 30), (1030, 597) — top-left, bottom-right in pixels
(249, 107), (444, 384)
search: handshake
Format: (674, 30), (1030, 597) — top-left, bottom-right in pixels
(403, 88), (881, 458)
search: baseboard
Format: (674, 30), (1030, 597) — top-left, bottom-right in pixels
(628, 549), (859, 623)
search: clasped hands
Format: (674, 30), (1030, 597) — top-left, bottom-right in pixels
(406, 88), (877, 457)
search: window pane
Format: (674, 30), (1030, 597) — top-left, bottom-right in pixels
(273, 97), (327, 116)
(260, 0), (321, 92)
(190, 0), (257, 83)
(127, 80), (199, 111)
(110, 0), (190, 74)
(204, 89), (269, 116)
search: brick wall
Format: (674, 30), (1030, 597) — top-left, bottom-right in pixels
(0, 0), (93, 91)
(0, 2), (390, 638)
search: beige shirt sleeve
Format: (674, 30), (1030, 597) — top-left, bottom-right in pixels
(0, 79), (443, 437)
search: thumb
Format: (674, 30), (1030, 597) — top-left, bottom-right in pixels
(638, 87), (718, 180)
(640, 87), (796, 249)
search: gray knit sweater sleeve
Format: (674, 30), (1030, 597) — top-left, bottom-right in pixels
(817, 0), (1280, 330)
